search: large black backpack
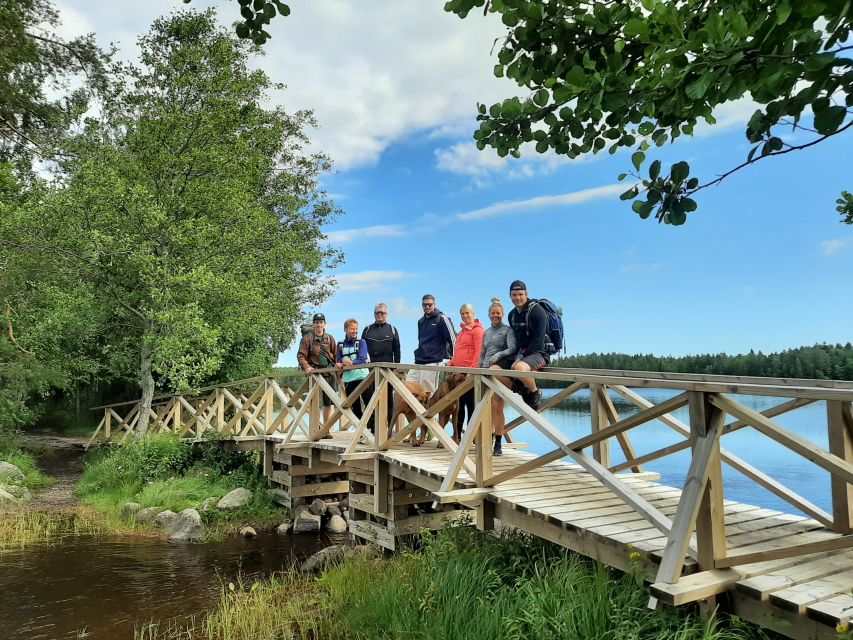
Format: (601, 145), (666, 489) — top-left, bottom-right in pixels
(529, 298), (565, 355)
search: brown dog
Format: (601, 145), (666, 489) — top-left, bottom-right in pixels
(429, 373), (465, 446)
(388, 381), (430, 446)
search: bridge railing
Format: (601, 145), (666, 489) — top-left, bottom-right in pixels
(89, 363), (853, 591)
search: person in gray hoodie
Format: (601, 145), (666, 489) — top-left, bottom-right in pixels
(478, 297), (517, 456)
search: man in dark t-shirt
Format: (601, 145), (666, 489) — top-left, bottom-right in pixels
(361, 302), (401, 432)
(507, 280), (548, 410)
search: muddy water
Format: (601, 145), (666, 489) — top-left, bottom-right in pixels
(0, 530), (339, 639)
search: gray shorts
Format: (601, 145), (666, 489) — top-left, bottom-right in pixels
(515, 352), (549, 371)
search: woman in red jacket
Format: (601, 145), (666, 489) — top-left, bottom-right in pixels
(448, 303), (484, 440)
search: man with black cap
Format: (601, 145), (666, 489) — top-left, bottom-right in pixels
(507, 280), (547, 410)
(297, 313), (337, 432)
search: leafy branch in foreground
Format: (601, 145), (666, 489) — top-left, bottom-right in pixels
(443, 0), (852, 225)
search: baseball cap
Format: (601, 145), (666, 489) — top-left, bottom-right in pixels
(509, 280), (527, 292)
(312, 313), (326, 322)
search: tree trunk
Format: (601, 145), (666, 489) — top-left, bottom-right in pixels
(137, 323), (155, 436)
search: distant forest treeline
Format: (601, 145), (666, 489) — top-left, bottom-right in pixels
(550, 343), (853, 381)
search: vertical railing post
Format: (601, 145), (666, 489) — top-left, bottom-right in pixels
(216, 388), (225, 435)
(589, 383), (610, 466)
(308, 374), (321, 440)
(104, 408), (112, 441)
(689, 391), (727, 572)
(474, 375), (493, 487)
(174, 397), (182, 434)
(826, 400), (853, 533)
(264, 378), (274, 435)
(375, 368), (388, 450)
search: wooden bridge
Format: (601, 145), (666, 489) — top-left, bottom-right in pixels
(89, 364), (853, 640)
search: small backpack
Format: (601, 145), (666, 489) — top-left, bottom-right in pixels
(529, 298), (565, 355)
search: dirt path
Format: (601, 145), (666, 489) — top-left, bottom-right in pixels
(19, 432), (89, 511)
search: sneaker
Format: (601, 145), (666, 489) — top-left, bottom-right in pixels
(528, 388), (542, 411)
(322, 433), (333, 439)
(493, 443), (503, 457)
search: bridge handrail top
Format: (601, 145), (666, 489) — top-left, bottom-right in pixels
(90, 363), (853, 410)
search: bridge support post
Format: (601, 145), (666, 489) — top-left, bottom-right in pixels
(476, 500), (495, 532)
(474, 376), (493, 487)
(826, 400), (853, 533)
(590, 384), (610, 466)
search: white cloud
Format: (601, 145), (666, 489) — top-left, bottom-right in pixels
(454, 184), (625, 221)
(822, 239), (850, 255)
(334, 270), (415, 292)
(56, 0), (512, 171)
(325, 224), (406, 244)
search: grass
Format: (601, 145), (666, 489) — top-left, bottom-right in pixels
(133, 524), (776, 640)
(0, 508), (111, 553)
(77, 433), (281, 539)
(0, 430), (55, 492)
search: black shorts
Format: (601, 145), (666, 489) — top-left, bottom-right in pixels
(490, 356), (515, 370)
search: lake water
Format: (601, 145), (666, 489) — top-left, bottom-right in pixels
(509, 387), (831, 515)
(0, 530), (341, 640)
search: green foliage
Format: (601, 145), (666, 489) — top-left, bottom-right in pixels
(552, 343), (853, 381)
(442, 0), (853, 225)
(187, 0), (292, 45)
(0, 0), (106, 160)
(77, 433), (277, 532)
(2, 10), (342, 431)
(0, 434), (54, 491)
(838, 191), (853, 224)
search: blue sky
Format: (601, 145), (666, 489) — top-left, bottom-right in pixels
(56, 1), (853, 366)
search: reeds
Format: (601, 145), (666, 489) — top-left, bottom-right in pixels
(132, 526), (773, 640)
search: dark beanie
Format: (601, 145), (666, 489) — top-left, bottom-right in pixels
(509, 280), (527, 292)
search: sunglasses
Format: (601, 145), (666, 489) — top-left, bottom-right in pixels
(374, 311), (387, 316)
(422, 302), (434, 308)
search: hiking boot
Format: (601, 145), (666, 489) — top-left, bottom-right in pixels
(528, 388), (542, 411)
(493, 443), (503, 457)
(322, 433), (333, 439)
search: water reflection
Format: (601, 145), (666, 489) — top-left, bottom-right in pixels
(0, 530), (341, 639)
(510, 387), (831, 514)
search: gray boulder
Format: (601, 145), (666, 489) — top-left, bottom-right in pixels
(122, 502), (142, 520)
(200, 497), (218, 512)
(239, 526), (257, 537)
(327, 505), (342, 517)
(136, 507), (159, 524)
(0, 487), (17, 506)
(167, 508), (205, 543)
(292, 505), (321, 533)
(152, 510), (178, 530)
(276, 521), (292, 535)
(325, 514), (347, 533)
(301, 544), (380, 573)
(301, 545), (347, 572)
(0, 461), (24, 483)
(308, 498), (327, 516)
(3, 485), (32, 502)
(217, 488), (252, 511)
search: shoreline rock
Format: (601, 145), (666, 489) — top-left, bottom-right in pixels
(217, 488), (252, 511)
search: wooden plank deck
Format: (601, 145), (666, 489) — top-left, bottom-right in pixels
(282, 430), (853, 635)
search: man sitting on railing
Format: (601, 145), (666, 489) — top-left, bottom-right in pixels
(297, 313), (337, 436)
(508, 280), (547, 410)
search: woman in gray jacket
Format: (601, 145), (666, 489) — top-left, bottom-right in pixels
(478, 297), (517, 456)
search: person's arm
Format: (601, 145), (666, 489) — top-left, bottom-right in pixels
(494, 326), (517, 363)
(297, 335), (310, 371)
(336, 342), (345, 365)
(392, 326), (401, 363)
(478, 330), (488, 368)
(471, 326), (484, 368)
(529, 304), (549, 353)
(352, 339), (369, 365)
(440, 313), (456, 358)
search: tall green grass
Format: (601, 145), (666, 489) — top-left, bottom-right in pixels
(77, 433), (279, 537)
(0, 430), (54, 491)
(135, 525), (773, 640)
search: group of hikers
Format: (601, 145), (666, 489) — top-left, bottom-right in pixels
(296, 279), (560, 457)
